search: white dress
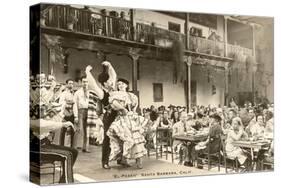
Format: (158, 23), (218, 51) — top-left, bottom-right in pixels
(225, 130), (247, 164)
(107, 91), (147, 161)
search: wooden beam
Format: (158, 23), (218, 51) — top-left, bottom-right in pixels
(41, 28), (173, 60)
(187, 58), (192, 112)
(130, 9), (136, 41)
(224, 16), (228, 57)
(131, 54), (139, 94)
(41, 28), (233, 67)
(184, 13), (190, 50)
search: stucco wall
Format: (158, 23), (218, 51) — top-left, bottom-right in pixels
(41, 44), (226, 108)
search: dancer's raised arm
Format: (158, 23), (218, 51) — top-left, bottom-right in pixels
(85, 65), (104, 99)
(102, 61), (117, 90)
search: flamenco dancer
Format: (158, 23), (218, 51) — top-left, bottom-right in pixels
(85, 62), (146, 169)
(85, 62), (130, 169)
(106, 78), (147, 169)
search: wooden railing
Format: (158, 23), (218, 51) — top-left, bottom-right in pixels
(42, 5), (133, 40)
(189, 35), (225, 56)
(227, 44), (253, 57)
(135, 23), (185, 47)
(41, 5), (253, 59)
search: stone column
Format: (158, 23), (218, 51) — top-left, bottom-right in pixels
(184, 13), (190, 50)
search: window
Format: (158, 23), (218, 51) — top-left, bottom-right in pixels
(153, 83), (163, 102)
(168, 22), (181, 33)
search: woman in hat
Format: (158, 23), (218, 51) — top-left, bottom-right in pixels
(225, 117), (252, 171)
(85, 62), (146, 169)
(106, 78), (147, 169)
(195, 114), (223, 168)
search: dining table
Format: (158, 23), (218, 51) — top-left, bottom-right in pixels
(171, 131), (209, 163)
(232, 139), (271, 171)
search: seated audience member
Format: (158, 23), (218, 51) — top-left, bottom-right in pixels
(246, 108), (257, 128)
(195, 114), (223, 168)
(177, 106), (182, 113)
(150, 105), (158, 121)
(194, 112), (204, 130)
(222, 109), (238, 134)
(160, 110), (172, 128)
(247, 115), (265, 139)
(142, 110), (156, 149)
(216, 108), (225, 128)
(30, 105), (78, 183)
(171, 110), (180, 124)
(264, 111), (273, 139)
(142, 108), (147, 116)
(167, 105), (175, 119)
(225, 118), (251, 171)
(186, 112), (196, 128)
(60, 99), (75, 147)
(173, 112), (196, 166)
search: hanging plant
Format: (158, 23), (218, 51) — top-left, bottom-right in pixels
(42, 34), (66, 68)
(40, 12), (47, 27)
(205, 60), (215, 84)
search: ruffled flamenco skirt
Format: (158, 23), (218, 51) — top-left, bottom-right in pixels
(107, 115), (147, 161)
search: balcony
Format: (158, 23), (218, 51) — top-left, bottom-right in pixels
(41, 5), (133, 40)
(41, 5), (253, 60)
(135, 23), (186, 48)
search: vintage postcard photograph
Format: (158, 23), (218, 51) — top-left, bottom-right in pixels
(29, 3), (274, 185)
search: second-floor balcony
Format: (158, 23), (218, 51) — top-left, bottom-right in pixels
(41, 5), (253, 59)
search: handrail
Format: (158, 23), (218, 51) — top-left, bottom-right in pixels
(41, 5), (253, 59)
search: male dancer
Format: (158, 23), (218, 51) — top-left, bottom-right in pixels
(85, 61), (130, 169)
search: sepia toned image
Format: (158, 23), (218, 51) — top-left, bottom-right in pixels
(29, 3), (274, 185)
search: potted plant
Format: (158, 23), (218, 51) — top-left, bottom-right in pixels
(214, 46), (224, 56)
(139, 30), (145, 43)
(119, 23), (129, 40)
(40, 12), (47, 27)
(90, 14), (103, 35)
(67, 14), (78, 31)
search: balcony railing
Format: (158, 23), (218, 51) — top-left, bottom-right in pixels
(42, 5), (133, 40)
(135, 23), (186, 47)
(41, 5), (253, 59)
(227, 44), (253, 57)
(189, 35), (225, 56)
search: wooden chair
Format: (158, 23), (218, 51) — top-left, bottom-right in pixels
(196, 136), (222, 171)
(260, 141), (274, 170)
(220, 136), (239, 173)
(155, 127), (173, 160)
(30, 151), (62, 184)
(261, 156), (274, 170)
(145, 130), (156, 157)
